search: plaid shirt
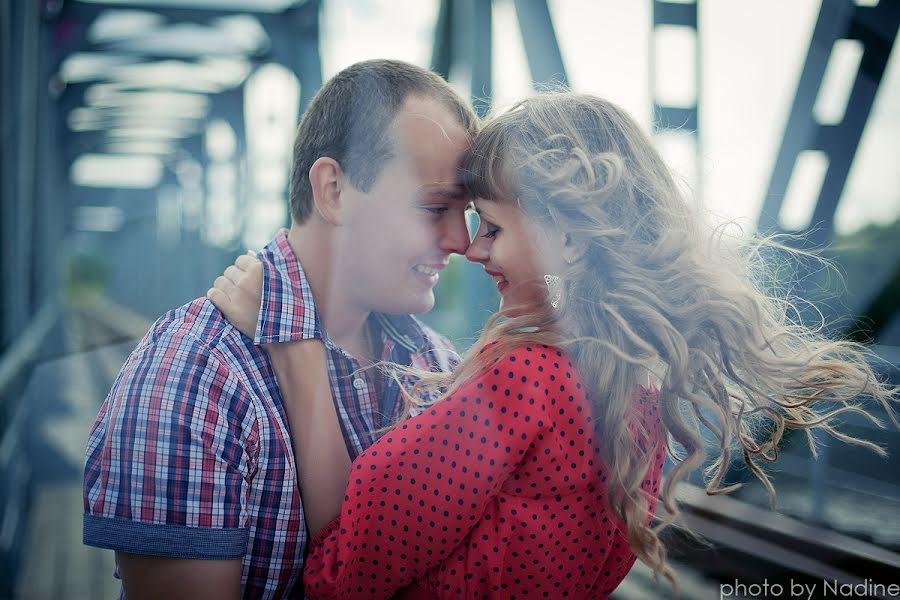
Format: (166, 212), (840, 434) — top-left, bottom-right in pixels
(83, 229), (458, 599)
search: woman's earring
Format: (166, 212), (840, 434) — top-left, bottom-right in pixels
(544, 275), (562, 308)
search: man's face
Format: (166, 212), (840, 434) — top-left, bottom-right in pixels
(335, 95), (472, 315)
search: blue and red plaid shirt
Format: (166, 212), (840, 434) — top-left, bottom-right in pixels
(83, 229), (458, 599)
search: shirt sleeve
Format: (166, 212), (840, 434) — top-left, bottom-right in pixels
(302, 344), (570, 599)
(82, 331), (258, 559)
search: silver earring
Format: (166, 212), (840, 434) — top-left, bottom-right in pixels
(544, 274), (562, 308)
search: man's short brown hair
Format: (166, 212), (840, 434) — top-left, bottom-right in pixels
(289, 59), (479, 224)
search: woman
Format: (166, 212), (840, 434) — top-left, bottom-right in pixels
(209, 93), (897, 599)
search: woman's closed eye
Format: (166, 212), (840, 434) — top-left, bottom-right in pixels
(478, 219), (500, 239)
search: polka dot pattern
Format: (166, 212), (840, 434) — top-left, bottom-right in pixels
(303, 344), (666, 599)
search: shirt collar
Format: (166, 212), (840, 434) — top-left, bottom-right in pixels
(374, 312), (429, 354)
(253, 228), (431, 354)
(254, 228), (319, 344)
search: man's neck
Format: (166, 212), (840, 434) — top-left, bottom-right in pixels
(287, 223), (371, 356)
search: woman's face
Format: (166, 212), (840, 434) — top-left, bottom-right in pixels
(465, 198), (564, 313)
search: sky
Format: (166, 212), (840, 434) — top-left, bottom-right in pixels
(316, 0), (900, 237)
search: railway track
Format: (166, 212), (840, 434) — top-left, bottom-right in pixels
(609, 480), (900, 599)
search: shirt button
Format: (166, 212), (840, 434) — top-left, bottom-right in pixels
(352, 378), (366, 390)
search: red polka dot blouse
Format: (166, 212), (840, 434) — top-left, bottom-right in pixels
(303, 343), (666, 599)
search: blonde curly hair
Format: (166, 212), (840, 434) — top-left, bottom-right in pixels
(383, 92), (899, 593)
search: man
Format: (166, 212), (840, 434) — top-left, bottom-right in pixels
(83, 59), (477, 599)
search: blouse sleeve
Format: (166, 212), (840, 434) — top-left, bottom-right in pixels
(302, 344), (573, 599)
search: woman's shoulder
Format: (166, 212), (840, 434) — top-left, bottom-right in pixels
(475, 340), (582, 389)
(479, 339), (573, 364)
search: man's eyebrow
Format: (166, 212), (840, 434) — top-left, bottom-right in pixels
(420, 185), (468, 201)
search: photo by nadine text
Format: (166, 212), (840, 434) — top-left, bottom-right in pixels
(720, 578), (899, 599)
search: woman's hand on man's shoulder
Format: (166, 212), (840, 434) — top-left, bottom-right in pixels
(207, 251), (264, 339)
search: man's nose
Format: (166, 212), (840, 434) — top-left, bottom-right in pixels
(439, 212), (471, 256)
(464, 237), (488, 264)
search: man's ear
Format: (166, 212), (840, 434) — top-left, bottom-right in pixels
(562, 233), (587, 265)
(308, 157), (344, 226)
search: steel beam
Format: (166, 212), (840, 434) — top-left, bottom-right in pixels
(650, 0), (700, 138)
(513, 0), (568, 88)
(758, 0), (899, 241)
(260, 0), (321, 119)
(431, 0), (453, 81)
